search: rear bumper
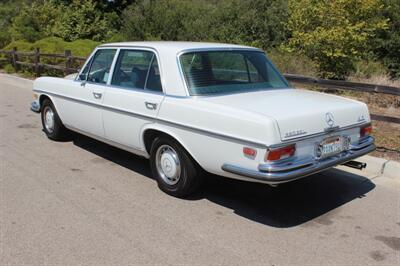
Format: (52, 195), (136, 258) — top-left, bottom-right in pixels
(222, 136), (375, 184)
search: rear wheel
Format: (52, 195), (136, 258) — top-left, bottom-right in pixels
(150, 135), (202, 197)
(41, 99), (69, 140)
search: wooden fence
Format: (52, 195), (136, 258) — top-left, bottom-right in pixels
(0, 48), (399, 124)
(0, 48), (86, 76)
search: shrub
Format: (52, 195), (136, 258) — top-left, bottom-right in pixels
(3, 37), (99, 57)
(267, 49), (317, 76)
(3, 64), (15, 74)
(285, 0), (389, 79)
(121, 0), (288, 49)
(374, 0), (400, 79)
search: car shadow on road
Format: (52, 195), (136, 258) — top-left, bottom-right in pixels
(193, 170), (375, 228)
(72, 132), (376, 228)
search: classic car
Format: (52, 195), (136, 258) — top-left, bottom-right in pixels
(31, 42), (375, 197)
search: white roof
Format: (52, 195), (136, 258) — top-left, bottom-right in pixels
(98, 41), (263, 97)
(99, 41), (261, 54)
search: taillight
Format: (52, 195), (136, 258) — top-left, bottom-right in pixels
(360, 125), (372, 138)
(265, 144), (296, 161)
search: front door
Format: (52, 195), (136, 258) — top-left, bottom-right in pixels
(102, 49), (164, 150)
(69, 48), (116, 137)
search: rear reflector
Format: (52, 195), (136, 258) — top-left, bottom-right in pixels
(265, 144), (296, 161)
(360, 125), (372, 138)
(243, 147), (257, 158)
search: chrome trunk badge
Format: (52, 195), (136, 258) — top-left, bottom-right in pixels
(325, 112), (335, 127)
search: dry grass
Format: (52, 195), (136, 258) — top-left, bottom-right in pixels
(349, 74), (400, 88)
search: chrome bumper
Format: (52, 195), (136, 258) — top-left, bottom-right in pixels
(222, 136), (375, 184)
(31, 101), (40, 113)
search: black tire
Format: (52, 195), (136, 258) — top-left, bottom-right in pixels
(41, 99), (69, 141)
(150, 135), (203, 197)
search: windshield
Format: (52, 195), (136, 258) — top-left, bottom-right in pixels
(179, 50), (289, 96)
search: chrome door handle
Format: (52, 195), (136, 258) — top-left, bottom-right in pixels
(145, 102), (157, 110)
(93, 92), (102, 99)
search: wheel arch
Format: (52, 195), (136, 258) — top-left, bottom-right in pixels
(37, 93), (68, 127)
(141, 124), (205, 170)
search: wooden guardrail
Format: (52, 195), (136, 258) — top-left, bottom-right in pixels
(0, 47), (399, 124)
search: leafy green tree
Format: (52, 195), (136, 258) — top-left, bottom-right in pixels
(10, 0), (60, 42)
(52, 0), (115, 41)
(121, 0), (288, 49)
(285, 0), (388, 79)
(374, 0), (400, 78)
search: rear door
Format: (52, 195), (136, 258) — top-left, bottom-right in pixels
(102, 49), (164, 149)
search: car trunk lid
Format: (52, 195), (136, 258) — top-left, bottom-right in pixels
(200, 88), (369, 141)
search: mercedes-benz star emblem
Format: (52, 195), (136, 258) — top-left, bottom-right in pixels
(325, 112), (335, 127)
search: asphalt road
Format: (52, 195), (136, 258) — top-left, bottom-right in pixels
(1, 73), (399, 265)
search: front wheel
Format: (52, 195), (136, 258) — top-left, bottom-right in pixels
(150, 136), (203, 197)
(41, 99), (69, 141)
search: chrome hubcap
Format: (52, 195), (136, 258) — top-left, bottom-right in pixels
(44, 107), (55, 133)
(156, 145), (181, 185)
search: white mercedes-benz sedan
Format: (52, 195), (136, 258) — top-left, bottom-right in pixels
(31, 42), (375, 197)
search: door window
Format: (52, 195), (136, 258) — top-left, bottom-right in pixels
(111, 50), (162, 92)
(87, 49), (117, 84)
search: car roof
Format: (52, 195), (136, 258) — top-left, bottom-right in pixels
(98, 41), (262, 54)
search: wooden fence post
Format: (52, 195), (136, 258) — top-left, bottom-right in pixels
(34, 48), (40, 77)
(11, 47), (19, 72)
(65, 50), (72, 75)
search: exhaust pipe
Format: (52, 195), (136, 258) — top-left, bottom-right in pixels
(342, 160), (367, 170)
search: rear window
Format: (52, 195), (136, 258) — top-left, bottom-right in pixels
(179, 50), (289, 96)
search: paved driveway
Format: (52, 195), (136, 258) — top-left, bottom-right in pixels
(1, 74), (399, 265)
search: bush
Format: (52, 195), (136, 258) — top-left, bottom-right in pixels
(121, 0), (288, 49)
(374, 0), (400, 79)
(3, 37), (99, 57)
(285, 0), (389, 79)
(350, 60), (388, 80)
(267, 49), (317, 76)
(3, 64), (15, 74)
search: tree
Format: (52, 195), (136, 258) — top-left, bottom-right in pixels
(121, 0), (288, 49)
(52, 0), (114, 41)
(10, 1), (60, 42)
(374, 0), (400, 78)
(285, 0), (388, 79)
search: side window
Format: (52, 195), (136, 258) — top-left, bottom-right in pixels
(77, 57), (92, 81)
(111, 50), (154, 90)
(145, 57), (162, 92)
(87, 49), (116, 84)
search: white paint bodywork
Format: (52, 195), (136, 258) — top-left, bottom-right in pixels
(32, 42), (372, 184)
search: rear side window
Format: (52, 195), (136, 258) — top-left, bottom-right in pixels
(87, 49), (117, 84)
(111, 49), (162, 92)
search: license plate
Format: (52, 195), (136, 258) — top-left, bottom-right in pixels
(317, 136), (346, 158)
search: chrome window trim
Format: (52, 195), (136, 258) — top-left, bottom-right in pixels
(176, 48), (290, 97)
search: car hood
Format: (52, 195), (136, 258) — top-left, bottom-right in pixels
(199, 88), (370, 141)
